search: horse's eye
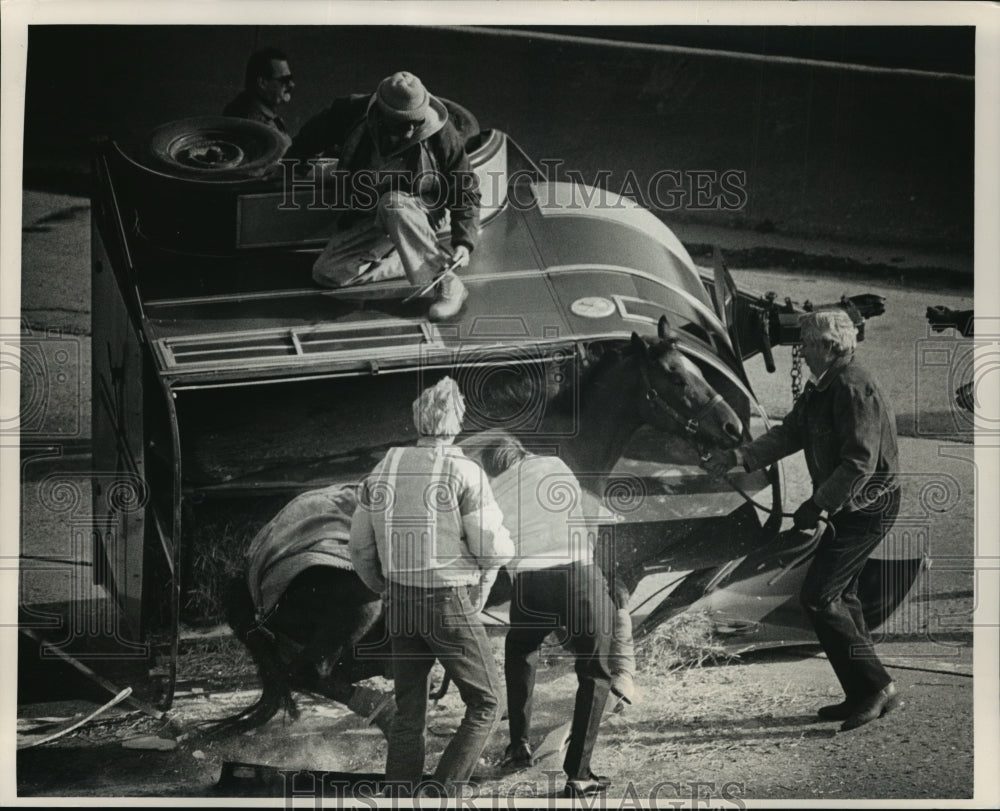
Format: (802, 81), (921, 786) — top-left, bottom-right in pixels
(667, 371), (686, 387)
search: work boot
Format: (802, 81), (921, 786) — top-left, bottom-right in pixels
(427, 272), (467, 321)
(840, 681), (902, 732)
(816, 699), (855, 721)
(500, 742), (535, 773)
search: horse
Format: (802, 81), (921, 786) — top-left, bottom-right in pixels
(206, 316), (742, 738)
(558, 317), (743, 486)
(210, 485), (395, 737)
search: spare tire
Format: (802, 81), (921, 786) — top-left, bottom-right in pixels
(146, 116), (290, 181)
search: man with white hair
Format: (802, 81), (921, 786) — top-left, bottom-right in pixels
(704, 309), (902, 732)
(349, 377), (513, 796)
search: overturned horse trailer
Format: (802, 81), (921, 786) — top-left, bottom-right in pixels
(90, 116), (922, 707)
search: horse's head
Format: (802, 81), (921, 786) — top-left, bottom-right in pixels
(630, 316), (743, 451)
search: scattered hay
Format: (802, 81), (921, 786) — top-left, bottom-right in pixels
(182, 519), (257, 624)
(175, 636), (256, 688)
(181, 497), (287, 625)
(638, 610), (738, 675)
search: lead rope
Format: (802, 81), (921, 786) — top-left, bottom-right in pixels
(709, 464), (833, 585)
(692, 431), (834, 585)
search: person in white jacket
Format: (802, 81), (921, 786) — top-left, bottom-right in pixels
(349, 377), (513, 796)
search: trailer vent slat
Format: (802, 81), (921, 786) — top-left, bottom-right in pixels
(156, 320), (441, 371)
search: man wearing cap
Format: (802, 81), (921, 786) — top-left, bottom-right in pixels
(288, 72), (480, 321)
(223, 47), (295, 133)
(349, 377), (513, 796)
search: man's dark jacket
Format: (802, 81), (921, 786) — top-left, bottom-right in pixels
(223, 91), (287, 133)
(741, 353), (899, 513)
(287, 94), (480, 252)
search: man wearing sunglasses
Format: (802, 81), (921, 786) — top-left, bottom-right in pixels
(223, 47), (295, 134)
(288, 71), (480, 322)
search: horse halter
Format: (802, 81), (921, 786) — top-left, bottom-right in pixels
(638, 352), (726, 439)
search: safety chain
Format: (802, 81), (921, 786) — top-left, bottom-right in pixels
(790, 344), (804, 402)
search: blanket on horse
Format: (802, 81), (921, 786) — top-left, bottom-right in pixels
(245, 484), (359, 616)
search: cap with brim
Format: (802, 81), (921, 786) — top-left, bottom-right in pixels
(375, 71), (448, 130)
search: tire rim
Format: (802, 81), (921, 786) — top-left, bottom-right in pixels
(167, 131), (248, 170)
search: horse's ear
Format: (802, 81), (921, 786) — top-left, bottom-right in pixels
(657, 316), (679, 346)
(657, 315), (671, 340)
(630, 332), (648, 356)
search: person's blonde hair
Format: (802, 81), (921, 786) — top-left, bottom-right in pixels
(480, 433), (528, 478)
(412, 377), (466, 437)
(800, 310), (857, 356)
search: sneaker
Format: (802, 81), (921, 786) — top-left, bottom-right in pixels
(427, 272), (468, 321)
(500, 742), (535, 773)
(563, 772), (610, 797)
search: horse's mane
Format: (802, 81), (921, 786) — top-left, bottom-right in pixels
(580, 335), (668, 397)
(579, 342), (626, 399)
(469, 357), (571, 421)
(469, 335), (675, 424)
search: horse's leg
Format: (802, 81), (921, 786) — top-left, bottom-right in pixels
(206, 576), (298, 737)
(277, 568), (381, 687)
(324, 604), (397, 736)
(599, 566), (638, 704)
(280, 571), (395, 734)
(344, 610), (391, 682)
(610, 605), (638, 704)
(331, 599), (388, 684)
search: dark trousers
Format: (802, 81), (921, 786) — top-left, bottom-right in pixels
(801, 487), (901, 700)
(384, 583), (501, 793)
(505, 562), (614, 779)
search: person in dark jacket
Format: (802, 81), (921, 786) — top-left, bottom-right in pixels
(704, 309), (902, 732)
(287, 71), (480, 321)
(223, 47), (294, 133)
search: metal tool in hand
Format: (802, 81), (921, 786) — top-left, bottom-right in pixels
(402, 255), (463, 303)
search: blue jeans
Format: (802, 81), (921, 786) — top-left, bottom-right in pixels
(506, 562), (614, 779)
(384, 583), (501, 793)
(801, 487), (901, 700)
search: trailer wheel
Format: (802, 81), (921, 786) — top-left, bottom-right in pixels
(146, 116), (290, 180)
